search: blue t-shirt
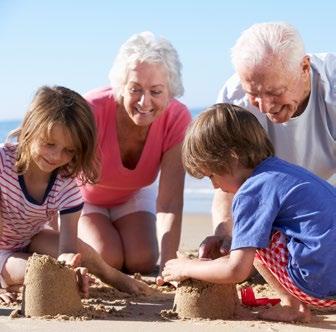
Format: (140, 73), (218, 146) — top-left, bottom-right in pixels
(231, 157), (336, 299)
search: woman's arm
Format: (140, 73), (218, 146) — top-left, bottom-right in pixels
(156, 143), (185, 278)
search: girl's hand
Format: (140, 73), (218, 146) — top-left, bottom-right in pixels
(57, 253), (80, 266)
(57, 253), (90, 298)
(162, 257), (191, 282)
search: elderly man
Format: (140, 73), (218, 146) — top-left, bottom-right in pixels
(200, 22), (336, 259)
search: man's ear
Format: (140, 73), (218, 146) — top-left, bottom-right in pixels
(301, 55), (311, 76)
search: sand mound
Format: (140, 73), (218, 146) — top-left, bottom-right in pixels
(22, 253), (83, 317)
(173, 279), (238, 319)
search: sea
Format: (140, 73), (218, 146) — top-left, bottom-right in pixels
(0, 109), (213, 214)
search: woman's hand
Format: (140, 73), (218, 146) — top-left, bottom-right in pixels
(57, 253), (90, 298)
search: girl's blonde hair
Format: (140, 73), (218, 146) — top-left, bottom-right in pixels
(8, 86), (99, 184)
(182, 103), (274, 178)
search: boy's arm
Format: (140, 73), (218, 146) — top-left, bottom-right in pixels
(163, 248), (256, 284)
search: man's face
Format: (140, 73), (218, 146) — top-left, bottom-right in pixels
(238, 56), (311, 123)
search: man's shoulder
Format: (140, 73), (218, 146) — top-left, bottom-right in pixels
(216, 73), (247, 104)
(310, 53), (336, 108)
(310, 53), (336, 78)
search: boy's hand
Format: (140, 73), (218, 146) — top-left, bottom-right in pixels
(198, 235), (230, 259)
(57, 253), (90, 298)
(162, 257), (190, 282)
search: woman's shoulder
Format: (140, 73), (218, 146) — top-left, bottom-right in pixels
(84, 86), (115, 105)
(165, 99), (191, 121)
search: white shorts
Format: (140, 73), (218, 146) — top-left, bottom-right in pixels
(81, 184), (157, 221)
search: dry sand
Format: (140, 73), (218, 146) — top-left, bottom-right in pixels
(0, 213), (335, 332)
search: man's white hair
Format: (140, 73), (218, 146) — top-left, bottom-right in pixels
(108, 31), (184, 102)
(231, 22), (306, 73)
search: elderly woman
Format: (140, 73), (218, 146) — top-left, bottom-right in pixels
(78, 31), (191, 284)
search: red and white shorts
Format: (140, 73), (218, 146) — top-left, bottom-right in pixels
(255, 232), (336, 308)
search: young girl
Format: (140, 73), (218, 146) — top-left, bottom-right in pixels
(0, 85), (151, 303)
(162, 103), (336, 323)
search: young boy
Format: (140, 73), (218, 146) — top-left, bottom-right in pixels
(162, 103), (336, 323)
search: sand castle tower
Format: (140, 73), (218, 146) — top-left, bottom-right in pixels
(22, 253), (83, 317)
(173, 279), (238, 319)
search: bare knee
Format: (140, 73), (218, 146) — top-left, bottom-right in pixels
(94, 244), (124, 270)
(124, 250), (158, 274)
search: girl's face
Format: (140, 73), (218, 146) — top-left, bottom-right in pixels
(121, 62), (171, 126)
(30, 124), (76, 175)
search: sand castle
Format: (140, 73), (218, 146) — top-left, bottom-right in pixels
(173, 278), (238, 319)
(22, 253), (83, 317)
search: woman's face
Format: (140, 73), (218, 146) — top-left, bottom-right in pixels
(122, 62), (171, 126)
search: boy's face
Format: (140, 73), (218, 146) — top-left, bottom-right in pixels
(206, 172), (242, 194)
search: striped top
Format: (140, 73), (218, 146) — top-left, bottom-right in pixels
(0, 143), (83, 250)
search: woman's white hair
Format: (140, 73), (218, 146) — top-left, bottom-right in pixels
(108, 31), (184, 102)
(231, 22), (306, 73)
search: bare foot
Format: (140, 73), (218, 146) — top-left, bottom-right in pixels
(258, 303), (311, 323)
(115, 274), (154, 296)
(0, 289), (18, 304)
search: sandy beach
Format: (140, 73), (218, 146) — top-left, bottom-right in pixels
(0, 213), (335, 332)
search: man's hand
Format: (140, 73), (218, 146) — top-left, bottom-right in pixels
(198, 235), (231, 259)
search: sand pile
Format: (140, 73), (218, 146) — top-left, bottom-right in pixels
(22, 253), (83, 317)
(173, 279), (238, 319)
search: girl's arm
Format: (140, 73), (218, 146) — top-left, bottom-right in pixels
(156, 143), (185, 283)
(58, 210), (80, 259)
(163, 247), (256, 284)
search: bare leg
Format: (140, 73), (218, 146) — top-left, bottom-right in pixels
(254, 259), (311, 322)
(0, 253), (31, 303)
(114, 211), (158, 274)
(30, 229), (152, 295)
(78, 213), (124, 269)
(78, 212), (158, 274)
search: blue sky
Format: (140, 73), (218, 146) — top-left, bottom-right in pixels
(1, 0), (336, 120)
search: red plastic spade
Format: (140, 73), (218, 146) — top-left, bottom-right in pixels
(241, 286), (281, 307)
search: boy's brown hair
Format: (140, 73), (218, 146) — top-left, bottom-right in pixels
(8, 86), (100, 184)
(182, 103), (274, 178)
